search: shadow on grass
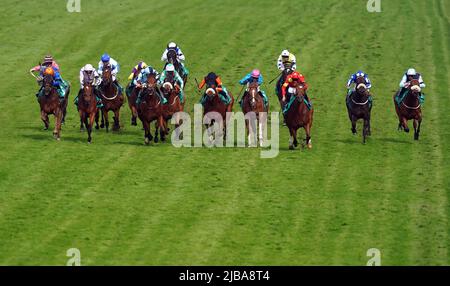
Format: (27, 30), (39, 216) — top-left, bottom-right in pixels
(377, 137), (412, 144)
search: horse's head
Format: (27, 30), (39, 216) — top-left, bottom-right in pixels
(408, 79), (421, 96)
(43, 73), (54, 96)
(204, 73), (218, 98)
(102, 65), (112, 85)
(247, 81), (260, 108)
(83, 73), (94, 98)
(167, 49), (177, 65)
(355, 76), (368, 96)
(142, 73), (158, 96)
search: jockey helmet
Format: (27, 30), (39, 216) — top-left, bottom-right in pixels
(281, 50), (290, 57)
(166, 64), (175, 72)
(356, 70), (365, 77)
(101, 53), (110, 62)
(44, 67), (55, 76)
(251, 69), (261, 78)
(407, 68), (417, 76)
(43, 55), (53, 64)
(167, 42), (177, 49)
(83, 64), (94, 71)
(138, 61), (148, 69)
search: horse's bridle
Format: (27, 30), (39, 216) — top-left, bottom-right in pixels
(402, 89), (421, 109)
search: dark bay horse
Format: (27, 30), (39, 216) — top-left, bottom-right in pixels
(137, 74), (164, 145)
(127, 83), (139, 126)
(346, 76), (372, 143)
(284, 84), (314, 150)
(241, 81), (267, 146)
(38, 73), (68, 140)
(78, 77), (99, 143)
(99, 65), (124, 132)
(202, 75), (234, 144)
(167, 49), (187, 85)
(276, 64), (294, 106)
(394, 78), (423, 140)
(159, 77), (185, 142)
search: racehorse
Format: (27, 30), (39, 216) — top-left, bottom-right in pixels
(127, 83), (139, 126)
(275, 63), (294, 105)
(137, 73), (164, 145)
(394, 78), (423, 140)
(346, 76), (372, 143)
(99, 65), (124, 132)
(284, 83), (314, 150)
(241, 81), (268, 146)
(159, 75), (185, 142)
(38, 73), (70, 140)
(77, 76), (99, 143)
(202, 75), (234, 144)
(167, 49), (188, 85)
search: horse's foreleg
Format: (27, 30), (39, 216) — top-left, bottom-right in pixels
(100, 109), (105, 129)
(413, 117), (422, 140)
(143, 120), (150, 145)
(415, 117), (422, 140)
(363, 117), (369, 144)
(41, 110), (49, 130)
(131, 106), (138, 126)
(154, 119), (160, 143)
(79, 110), (85, 132)
(351, 115), (357, 135)
(288, 128), (295, 150)
(103, 109), (109, 132)
(95, 110), (100, 130)
(305, 124), (312, 149)
(113, 109), (120, 131)
(53, 109), (62, 140)
(88, 112), (95, 143)
(401, 117), (409, 133)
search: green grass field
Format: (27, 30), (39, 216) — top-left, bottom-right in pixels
(0, 0), (449, 265)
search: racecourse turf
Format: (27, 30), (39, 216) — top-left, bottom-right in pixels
(0, 0), (449, 265)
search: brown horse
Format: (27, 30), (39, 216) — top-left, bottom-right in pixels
(276, 63), (294, 106)
(137, 74), (165, 145)
(38, 73), (68, 140)
(241, 81), (268, 146)
(159, 79), (185, 142)
(99, 65), (124, 132)
(78, 77), (99, 143)
(202, 76), (234, 144)
(394, 78), (423, 140)
(346, 76), (372, 143)
(284, 83), (314, 150)
(127, 82), (139, 126)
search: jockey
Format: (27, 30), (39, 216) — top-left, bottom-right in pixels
(346, 70), (372, 96)
(198, 72), (232, 105)
(39, 67), (66, 99)
(126, 61), (148, 97)
(133, 66), (161, 103)
(281, 71), (310, 104)
(161, 42), (188, 76)
(74, 64), (103, 107)
(238, 69), (269, 107)
(277, 50), (297, 71)
(157, 63), (184, 104)
(397, 68), (426, 103)
(30, 55), (67, 98)
(98, 53), (123, 93)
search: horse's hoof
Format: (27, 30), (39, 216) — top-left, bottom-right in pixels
(144, 138), (150, 145)
(154, 137), (159, 143)
(289, 145), (294, 150)
(56, 137), (61, 141)
(307, 144), (312, 149)
(95, 126), (99, 130)
(100, 124), (105, 128)
(414, 134), (419, 140)
(404, 128), (410, 133)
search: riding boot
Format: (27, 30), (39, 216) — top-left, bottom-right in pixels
(113, 80), (123, 94)
(259, 91), (269, 108)
(74, 89), (82, 106)
(36, 86), (43, 98)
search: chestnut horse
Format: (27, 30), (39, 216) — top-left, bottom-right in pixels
(99, 65), (124, 132)
(137, 74), (165, 145)
(346, 76), (372, 143)
(159, 77), (185, 142)
(202, 76), (234, 144)
(241, 81), (268, 146)
(284, 84), (314, 150)
(38, 73), (69, 140)
(78, 77), (99, 143)
(394, 78), (423, 140)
